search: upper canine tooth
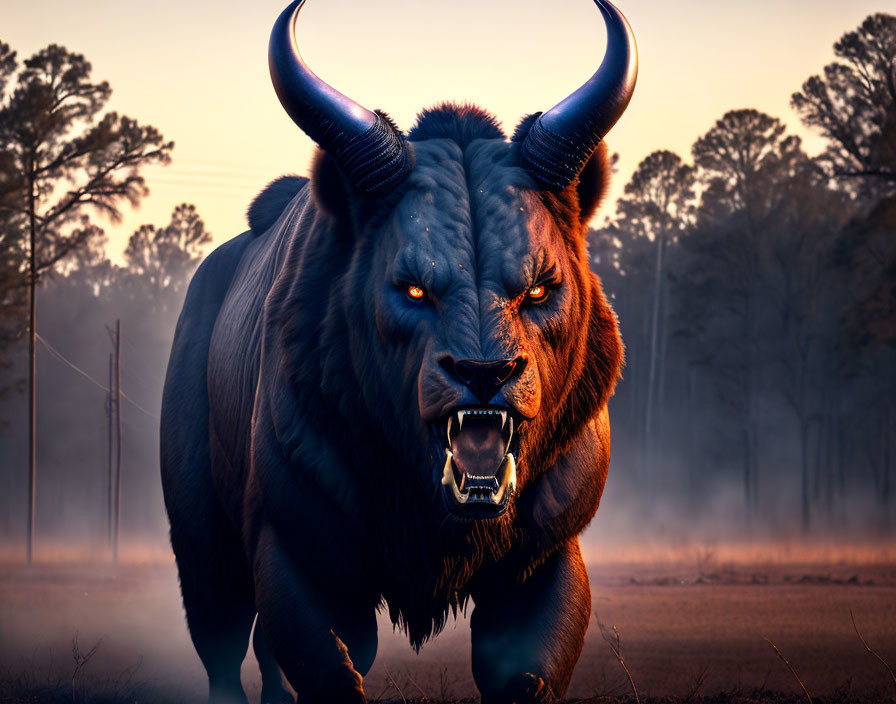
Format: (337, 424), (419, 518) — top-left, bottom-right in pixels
(505, 417), (514, 453)
(457, 410), (465, 431)
(446, 415), (453, 444)
(500, 411), (507, 429)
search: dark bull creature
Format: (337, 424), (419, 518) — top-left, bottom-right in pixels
(161, 0), (636, 701)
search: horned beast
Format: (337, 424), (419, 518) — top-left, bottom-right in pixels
(160, 0), (637, 702)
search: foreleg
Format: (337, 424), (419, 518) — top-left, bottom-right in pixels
(470, 539), (591, 704)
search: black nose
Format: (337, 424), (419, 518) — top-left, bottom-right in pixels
(439, 355), (528, 404)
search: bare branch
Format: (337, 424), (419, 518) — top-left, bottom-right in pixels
(598, 621), (640, 704)
(383, 665), (407, 704)
(850, 608), (896, 695)
(765, 637), (813, 704)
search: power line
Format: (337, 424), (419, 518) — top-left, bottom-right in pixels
(120, 391), (161, 422)
(121, 366), (158, 396)
(146, 158), (278, 174)
(36, 333), (107, 394)
(35, 333), (161, 421)
(120, 333), (157, 371)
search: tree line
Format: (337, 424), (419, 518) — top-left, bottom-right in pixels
(591, 12), (896, 531)
(0, 14), (894, 547)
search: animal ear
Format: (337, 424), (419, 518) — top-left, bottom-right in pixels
(575, 142), (612, 224)
(310, 148), (353, 218)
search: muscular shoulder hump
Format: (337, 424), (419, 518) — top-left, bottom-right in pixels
(247, 175), (309, 236)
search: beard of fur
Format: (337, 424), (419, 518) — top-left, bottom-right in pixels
(366, 437), (519, 649)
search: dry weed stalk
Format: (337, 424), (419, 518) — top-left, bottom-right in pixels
(70, 631), (102, 704)
(383, 665), (408, 704)
(403, 667), (428, 701)
(597, 622), (640, 704)
(850, 608), (896, 696)
(765, 637), (813, 704)
(438, 664), (452, 702)
(682, 664), (710, 703)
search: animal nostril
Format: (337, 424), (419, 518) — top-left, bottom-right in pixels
(438, 355), (455, 377)
(439, 355), (475, 384)
(447, 357), (526, 404)
(495, 361), (516, 384)
(455, 361), (477, 384)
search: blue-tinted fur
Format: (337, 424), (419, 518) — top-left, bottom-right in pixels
(161, 105), (623, 704)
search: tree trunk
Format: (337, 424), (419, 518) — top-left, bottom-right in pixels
(883, 402), (891, 527)
(113, 320), (122, 563)
(656, 283), (670, 447)
(743, 426), (752, 516)
(27, 158), (37, 565)
(800, 419), (811, 532)
(643, 232), (666, 481)
(688, 366), (697, 493)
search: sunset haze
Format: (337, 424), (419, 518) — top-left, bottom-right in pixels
(2, 0), (886, 254)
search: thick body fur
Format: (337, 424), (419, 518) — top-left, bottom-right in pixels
(161, 107), (623, 704)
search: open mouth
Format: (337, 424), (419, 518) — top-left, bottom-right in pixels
(439, 408), (517, 517)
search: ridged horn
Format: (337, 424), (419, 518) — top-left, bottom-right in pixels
(520, 0), (638, 191)
(269, 0), (414, 196)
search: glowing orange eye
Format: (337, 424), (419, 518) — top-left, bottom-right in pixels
(407, 285), (425, 300)
(527, 285), (546, 300)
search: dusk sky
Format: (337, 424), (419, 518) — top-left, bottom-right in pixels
(3, 0), (888, 259)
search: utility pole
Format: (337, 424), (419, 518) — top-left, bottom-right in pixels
(107, 353), (114, 547)
(106, 320), (122, 563)
(114, 319), (122, 564)
(27, 153), (37, 565)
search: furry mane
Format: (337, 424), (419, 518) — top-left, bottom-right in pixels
(408, 102), (506, 147)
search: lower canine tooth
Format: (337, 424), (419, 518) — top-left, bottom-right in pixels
(441, 450), (453, 486)
(501, 453), (517, 493)
(490, 453), (517, 505)
(441, 450), (468, 504)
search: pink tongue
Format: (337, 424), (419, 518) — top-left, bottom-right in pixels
(451, 424), (505, 477)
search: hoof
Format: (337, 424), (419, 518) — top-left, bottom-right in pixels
(504, 673), (557, 704)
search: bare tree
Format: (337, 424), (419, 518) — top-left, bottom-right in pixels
(792, 13), (896, 196)
(0, 40), (173, 560)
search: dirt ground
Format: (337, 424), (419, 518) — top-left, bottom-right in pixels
(1, 551), (894, 703)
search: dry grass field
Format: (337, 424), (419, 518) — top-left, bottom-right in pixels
(1, 543), (894, 703)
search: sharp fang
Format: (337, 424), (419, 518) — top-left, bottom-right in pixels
(500, 411), (507, 429)
(457, 410), (465, 431)
(446, 415), (453, 445)
(441, 449), (468, 504)
(441, 450), (453, 486)
(505, 417), (514, 454)
(453, 477), (468, 504)
(493, 452), (517, 504)
(506, 453), (517, 492)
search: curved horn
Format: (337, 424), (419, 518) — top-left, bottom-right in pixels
(269, 0), (414, 195)
(520, 0), (638, 191)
